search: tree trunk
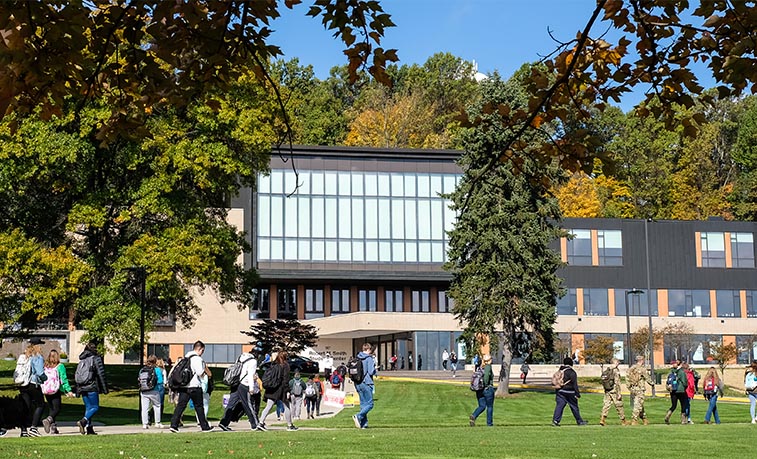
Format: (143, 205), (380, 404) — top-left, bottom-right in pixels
(496, 345), (512, 397)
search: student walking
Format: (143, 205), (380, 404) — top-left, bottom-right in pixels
(41, 349), (74, 435)
(169, 341), (213, 433)
(626, 355), (654, 425)
(442, 349), (449, 371)
(552, 357), (588, 426)
(156, 358), (168, 420)
(352, 343), (378, 429)
(664, 360), (689, 425)
(218, 345), (260, 431)
(288, 371), (306, 420)
(682, 362), (698, 423)
(469, 354), (495, 427)
(745, 360), (757, 423)
(76, 342), (109, 435)
(18, 338), (46, 437)
(520, 362), (531, 384)
(702, 366), (723, 424)
(257, 351), (296, 431)
(450, 352), (458, 378)
(304, 377), (318, 419)
(139, 355), (163, 429)
(599, 358), (626, 426)
(313, 374), (325, 416)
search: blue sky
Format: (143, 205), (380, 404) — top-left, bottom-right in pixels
(271, 0), (714, 112)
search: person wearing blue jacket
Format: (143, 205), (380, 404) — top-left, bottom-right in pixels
(19, 337), (47, 437)
(352, 343), (377, 429)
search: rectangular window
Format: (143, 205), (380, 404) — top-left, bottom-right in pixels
(583, 288), (608, 316)
(249, 288), (270, 319)
(411, 290), (430, 312)
(305, 288), (324, 319)
(277, 287), (297, 319)
(358, 289), (377, 312)
(716, 290), (741, 318)
(747, 291), (757, 318)
(732, 232), (755, 268)
(385, 289), (404, 312)
(597, 230), (622, 266)
(438, 291), (454, 313)
(567, 230), (592, 265)
(331, 288), (351, 314)
(667, 289), (711, 317)
(701, 232), (726, 267)
(556, 288), (578, 315)
(614, 289), (657, 316)
(737, 335), (757, 364)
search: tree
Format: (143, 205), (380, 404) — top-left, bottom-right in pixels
(630, 325), (664, 362)
(242, 319), (318, 356)
(445, 72), (565, 397)
(708, 341), (738, 376)
(582, 336), (618, 370)
(554, 173), (602, 218)
(662, 322), (696, 362)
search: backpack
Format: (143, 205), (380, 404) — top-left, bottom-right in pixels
(703, 377), (716, 395)
(223, 356), (253, 387)
(551, 368), (567, 389)
(137, 366), (158, 392)
(666, 370), (679, 392)
(305, 382), (316, 397)
(13, 355), (32, 386)
(261, 364), (282, 391)
(470, 367), (485, 391)
(41, 366), (62, 395)
(168, 355), (196, 390)
(746, 372), (757, 391)
(347, 356), (365, 384)
(75, 356), (96, 386)
(291, 379), (304, 396)
(601, 367), (615, 392)
(330, 372), (341, 385)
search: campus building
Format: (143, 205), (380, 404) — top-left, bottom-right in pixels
(23, 146), (757, 370)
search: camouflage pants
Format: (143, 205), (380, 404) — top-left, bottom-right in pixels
(630, 389), (646, 421)
(601, 391), (625, 419)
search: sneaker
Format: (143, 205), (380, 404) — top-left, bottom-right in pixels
(77, 418), (86, 435)
(256, 423), (268, 432)
(155, 423), (163, 429)
(0, 429), (6, 437)
(286, 424), (299, 431)
(169, 427), (179, 433)
(218, 424), (232, 432)
(20, 430), (30, 438)
(469, 415), (475, 427)
(201, 426), (215, 433)
(752, 418), (757, 424)
(551, 420), (560, 427)
(28, 428), (41, 437)
(352, 414), (361, 429)
(143, 424), (149, 430)
(42, 417), (51, 434)
(577, 420), (588, 426)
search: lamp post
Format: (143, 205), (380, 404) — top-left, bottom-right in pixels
(125, 266), (147, 366)
(644, 218), (656, 396)
(625, 289), (644, 366)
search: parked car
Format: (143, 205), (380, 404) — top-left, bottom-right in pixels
(258, 355), (320, 376)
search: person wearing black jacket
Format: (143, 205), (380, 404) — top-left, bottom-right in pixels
(76, 342), (109, 435)
(552, 357), (587, 427)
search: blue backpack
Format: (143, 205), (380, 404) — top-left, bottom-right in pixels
(666, 371), (679, 392)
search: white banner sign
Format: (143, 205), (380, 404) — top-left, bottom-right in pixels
(322, 388), (346, 408)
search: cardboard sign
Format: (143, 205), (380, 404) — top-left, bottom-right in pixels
(321, 388), (345, 408)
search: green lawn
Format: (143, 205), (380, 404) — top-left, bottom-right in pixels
(0, 361), (754, 458)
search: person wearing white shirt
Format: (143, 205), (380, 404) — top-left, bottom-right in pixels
(169, 341), (213, 433)
(218, 347), (260, 431)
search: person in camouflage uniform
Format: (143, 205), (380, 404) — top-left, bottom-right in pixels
(600, 358), (627, 426)
(626, 355), (654, 425)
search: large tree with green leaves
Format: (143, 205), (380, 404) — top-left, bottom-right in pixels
(444, 71), (566, 397)
(242, 319), (318, 356)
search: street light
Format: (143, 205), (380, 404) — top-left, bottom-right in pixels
(625, 288), (644, 366)
(125, 266), (147, 366)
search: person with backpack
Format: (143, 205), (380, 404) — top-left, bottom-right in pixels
(551, 357), (588, 427)
(168, 340), (214, 433)
(626, 355), (654, 425)
(682, 362), (698, 423)
(352, 343), (377, 429)
(17, 337), (47, 437)
(257, 351), (297, 431)
(139, 354), (163, 429)
(599, 358), (627, 426)
(520, 362), (530, 384)
(336, 362), (348, 390)
(468, 354), (494, 427)
(41, 349), (74, 435)
(745, 360), (757, 423)
(450, 352), (458, 378)
(75, 342), (108, 435)
(289, 371), (307, 420)
(313, 374), (324, 416)
(702, 366), (723, 424)
(664, 359), (689, 425)
(304, 376), (318, 419)
(329, 369), (343, 390)
(218, 345), (260, 432)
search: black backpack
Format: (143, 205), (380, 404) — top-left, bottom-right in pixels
(347, 356), (365, 384)
(168, 356), (196, 390)
(261, 364), (282, 391)
(223, 356), (254, 387)
(138, 366), (158, 392)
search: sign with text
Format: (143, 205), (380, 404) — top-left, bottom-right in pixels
(321, 388), (346, 408)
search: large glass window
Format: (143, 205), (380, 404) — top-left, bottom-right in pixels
(663, 334), (720, 364)
(358, 289), (377, 312)
(556, 288), (578, 316)
(438, 290), (454, 313)
(331, 288), (351, 314)
(701, 232), (726, 267)
(411, 290), (430, 312)
(737, 335), (757, 364)
(385, 289), (404, 312)
(583, 289), (608, 316)
(597, 230), (622, 266)
(716, 290), (741, 318)
(257, 169), (459, 264)
(732, 232), (755, 268)
(747, 291), (757, 318)
(277, 287), (297, 319)
(615, 289), (658, 316)
(567, 230), (592, 265)
(249, 288), (270, 319)
(305, 288), (324, 319)
(667, 289), (711, 317)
